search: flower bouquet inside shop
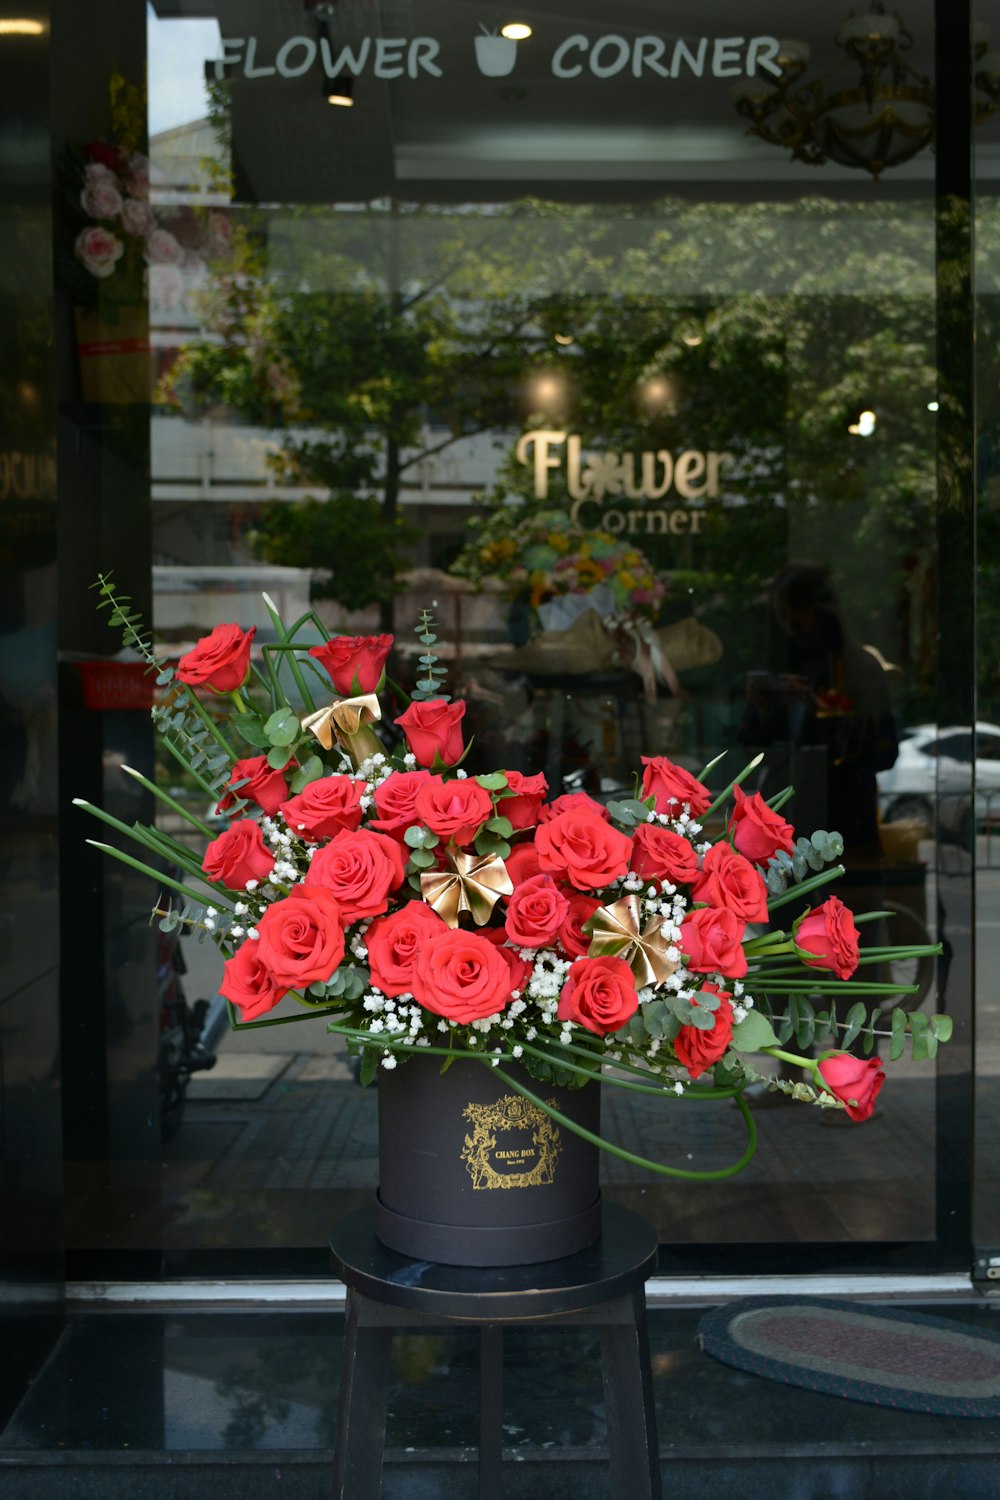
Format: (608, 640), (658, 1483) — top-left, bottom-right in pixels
(76, 575), (948, 1268)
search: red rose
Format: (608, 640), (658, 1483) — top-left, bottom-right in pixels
(539, 792), (609, 823)
(629, 824), (699, 885)
(504, 873), (570, 949)
(280, 775), (364, 841)
(202, 819), (275, 889)
(255, 886), (345, 989)
(535, 810), (632, 890)
(219, 941), (287, 1021)
(728, 785), (795, 864)
(217, 755), (291, 818)
(795, 897), (860, 980)
(692, 843), (768, 924)
(369, 769), (433, 839)
(410, 928), (512, 1023)
(558, 891), (602, 959)
(640, 756), (711, 817)
(680, 907), (748, 978)
(176, 623), (255, 693)
(557, 955), (638, 1036)
(504, 840), (543, 887)
(394, 698), (466, 768)
(817, 1053), (885, 1120)
(365, 903), (449, 997)
(500, 770), (548, 830)
(308, 633), (393, 696)
(414, 776), (493, 847)
(304, 828), (406, 922)
(480, 926), (532, 994)
(673, 982), (734, 1080)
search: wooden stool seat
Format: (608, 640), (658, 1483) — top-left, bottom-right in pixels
(330, 1201), (662, 1499)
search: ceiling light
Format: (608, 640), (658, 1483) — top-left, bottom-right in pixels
(0, 19), (45, 35)
(927, 400), (939, 412)
(680, 328), (703, 347)
(848, 409), (877, 436)
(501, 22), (532, 41)
(733, 2), (934, 179)
(553, 333), (574, 346)
(324, 76), (354, 106)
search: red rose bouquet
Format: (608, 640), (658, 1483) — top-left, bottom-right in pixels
(76, 575), (948, 1180)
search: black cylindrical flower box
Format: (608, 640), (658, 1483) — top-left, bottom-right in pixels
(375, 1054), (602, 1266)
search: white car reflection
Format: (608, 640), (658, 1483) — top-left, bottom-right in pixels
(877, 722), (1000, 835)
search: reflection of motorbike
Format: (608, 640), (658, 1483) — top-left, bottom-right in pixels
(157, 924), (225, 1142)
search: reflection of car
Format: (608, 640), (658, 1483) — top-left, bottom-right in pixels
(877, 723), (1000, 834)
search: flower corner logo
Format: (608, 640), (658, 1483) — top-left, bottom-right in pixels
(475, 25), (518, 77)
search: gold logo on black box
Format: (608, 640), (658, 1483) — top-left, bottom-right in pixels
(460, 1094), (562, 1189)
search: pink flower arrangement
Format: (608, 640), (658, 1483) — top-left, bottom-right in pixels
(77, 579), (950, 1175)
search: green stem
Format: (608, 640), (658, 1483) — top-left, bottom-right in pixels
(120, 764), (215, 837)
(702, 753), (764, 820)
(767, 786), (795, 812)
(755, 979), (919, 993)
(742, 934), (793, 957)
(491, 1064), (759, 1181)
(181, 684), (237, 760)
(760, 1046), (815, 1072)
(160, 734), (218, 800)
(767, 864), (845, 911)
(230, 689), (248, 714)
(262, 593), (317, 714)
(85, 840), (234, 909)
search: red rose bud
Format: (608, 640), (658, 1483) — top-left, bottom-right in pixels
(413, 775), (493, 847)
(728, 784), (795, 864)
(679, 906), (748, 979)
(499, 770), (548, 830)
(410, 928), (512, 1024)
(557, 955), (638, 1036)
(279, 775), (365, 841)
(673, 983), (734, 1080)
(640, 756), (711, 817)
(504, 873), (570, 949)
(217, 755), (292, 818)
(691, 843), (769, 924)
(394, 698), (466, 768)
(795, 896), (860, 980)
(219, 942), (287, 1022)
(202, 819), (275, 889)
(176, 622), (255, 693)
(817, 1053), (885, 1121)
(308, 633), (393, 696)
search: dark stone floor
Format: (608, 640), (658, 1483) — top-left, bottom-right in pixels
(2, 1300), (999, 1498)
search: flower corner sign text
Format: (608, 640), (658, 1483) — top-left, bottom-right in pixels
(516, 431), (731, 536)
(212, 31), (783, 85)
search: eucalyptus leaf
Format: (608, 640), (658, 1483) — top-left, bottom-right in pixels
(841, 1001), (867, 1049)
(289, 755), (324, 793)
(267, 745), (293, 770)
(476, 772), (509, 791)
(408, 848), (436, 869)
(730, 1010), (780, 1052)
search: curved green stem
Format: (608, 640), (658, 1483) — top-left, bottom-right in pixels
(490, 1063), (759, 1181)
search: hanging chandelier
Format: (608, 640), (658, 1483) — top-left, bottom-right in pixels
(732, 4), (937, 180)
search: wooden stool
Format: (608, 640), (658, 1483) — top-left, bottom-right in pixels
(330, 1201), (662, 1499)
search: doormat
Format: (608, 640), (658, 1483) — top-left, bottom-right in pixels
(697, 1297), (1000, 1417)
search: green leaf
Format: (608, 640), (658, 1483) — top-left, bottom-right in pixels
(359, 1048), (378, 1087)
(641, 1000), (670, 1039)
(289, 755), (324, 793)
(911, 1027), (931, 1061)
(487, 815), (513, 837)
(408, 848), (436, 869)
(267, 745), (293, 770)
(233, 715), (272, 749)
(930, 1014), (953, 1042)
(841, 1002), (867, 1049)
(730, 1010), (780, 1052)
(889, 1006), (908, 1061)
(404, 824), (428, 848)
(475, 772), (509, 791)
(795, 1001), (815, 1050)
(264, 707), (301, 747)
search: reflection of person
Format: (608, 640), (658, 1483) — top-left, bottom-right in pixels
(739, 562), (898, 857)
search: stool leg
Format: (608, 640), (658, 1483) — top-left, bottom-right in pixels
(479, 1324), (504, 1500)
(599, 1290), (662, 1500)
(332, 1287), (393, 1500)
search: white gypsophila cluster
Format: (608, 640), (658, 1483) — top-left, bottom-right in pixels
(403, 752), (417, 769)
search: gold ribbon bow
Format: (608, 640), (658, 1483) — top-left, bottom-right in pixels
(420, 848), (514, 928)
(584, 893), (678, 988)
(301, 693), (382, 762)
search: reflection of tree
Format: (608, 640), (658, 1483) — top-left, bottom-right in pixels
(163, 193), (940, 710)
